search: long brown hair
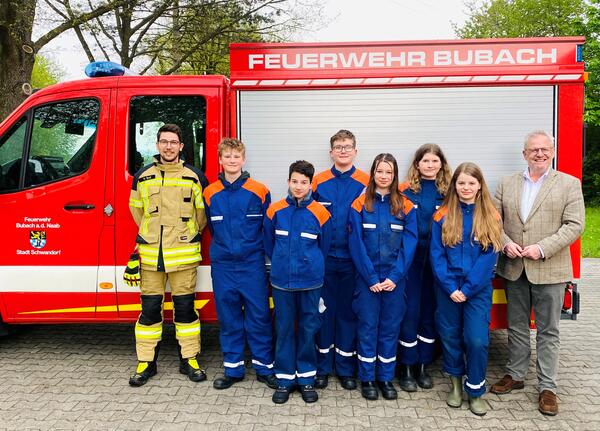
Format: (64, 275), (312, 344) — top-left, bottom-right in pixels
(406, 143), (451, 195)
(441, 162), (502, 252)
(365, 153), (404, 216)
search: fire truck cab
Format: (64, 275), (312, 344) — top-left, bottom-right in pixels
(0, 37), (585, 330)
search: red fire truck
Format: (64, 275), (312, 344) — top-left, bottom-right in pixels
(0, 37), (584, 332)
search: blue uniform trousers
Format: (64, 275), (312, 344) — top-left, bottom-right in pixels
(273, 287), (321, 388)
(212, 260), (274, 378)
(316, 257), (357, 377)
(399, 253), (437, 365)
(353, 277), (407, 382)
(435, 282), (492, 397)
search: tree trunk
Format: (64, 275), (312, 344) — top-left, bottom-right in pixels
(0, 0), (36, 122)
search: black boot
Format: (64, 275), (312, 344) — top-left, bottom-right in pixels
(416, 363), (433, 389)
(377, 381), (398, 400)
(315, 374), (329, 389)
(213, 375), (244, 389)
(398, 364), (418, 392)
(360, 381), (379, 400)
(129, 361), (157, 387)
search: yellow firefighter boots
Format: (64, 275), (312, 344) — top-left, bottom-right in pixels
(129, 361), (157, 387)
(180, 354), (207, 382)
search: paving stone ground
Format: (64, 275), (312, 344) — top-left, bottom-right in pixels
(1, 259), (599, 430)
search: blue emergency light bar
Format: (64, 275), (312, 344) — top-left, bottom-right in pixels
(85, 61), (135, 78)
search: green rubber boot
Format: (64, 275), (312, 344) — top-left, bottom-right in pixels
(469, 396), (487, 416)
(446, 376), (463, 408)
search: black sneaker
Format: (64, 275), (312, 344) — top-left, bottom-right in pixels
(299, 384), (318, 403)
(272, 385), (294, 404)
(213, 375), (244, 390)
(129, 361), (157, 387)
(315, 374), (329, 389)
(179, 356), (207, 382)
(257, 373), (278, 389)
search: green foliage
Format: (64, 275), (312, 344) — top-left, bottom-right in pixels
(582, 206), (600, 257)
(31, 55), (64, 88)
(455, 0), (584, 39)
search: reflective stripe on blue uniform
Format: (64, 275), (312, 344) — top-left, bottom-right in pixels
(398, 179), (444, 366)
(312, 166), (368, 376)
(430, 203), (498, 397)
(203, 173), (274, 377)
(348, 193), (418, 382)
(264, 192), (331, 387)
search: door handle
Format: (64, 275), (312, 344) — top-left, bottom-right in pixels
(64, 204), (95, 210)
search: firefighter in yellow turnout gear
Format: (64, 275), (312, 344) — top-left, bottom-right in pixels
(128, 123), (208, 387)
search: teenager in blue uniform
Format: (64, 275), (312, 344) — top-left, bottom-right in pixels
(430, 162), (502, 416)
(397, 144), (451, 391)
(264, 160), (332, 404)
(203, 138), (277, 390)
(348, 153), (418, 401)
(312, 130), (369, 390)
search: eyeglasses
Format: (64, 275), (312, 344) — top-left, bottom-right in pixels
(526, 147), (553, 155)
(332, 145), (355, 153)
(158, 139), (181, 147)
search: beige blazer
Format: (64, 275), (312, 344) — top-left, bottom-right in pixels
(494, 169), (585, 284)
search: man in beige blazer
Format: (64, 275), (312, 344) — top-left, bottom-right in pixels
(491, 130), (585, 416)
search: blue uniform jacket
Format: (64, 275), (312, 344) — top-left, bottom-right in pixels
(203, 172), (270, 263)
(312, 166), (369, 259)
(430, 203), (499, 298)
(399, 180), (444, 253)
(264, 192), (332, 290)
(348, 193), (418, 287)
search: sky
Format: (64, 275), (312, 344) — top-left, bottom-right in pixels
(39, 0), (470, 81)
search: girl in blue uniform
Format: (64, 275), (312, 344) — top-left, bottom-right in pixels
(430, 162), (502, 416)
(398, 144), (451, 391)
(348, 153), (418, 401)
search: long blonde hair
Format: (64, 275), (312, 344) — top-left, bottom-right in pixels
(406, 143), (451, 195)
(441, 162), (502, 252)
(365, 153), (404, 216)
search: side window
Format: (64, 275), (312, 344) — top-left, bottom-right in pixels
(0, 117), (28, 193)
(25, 99), (100, 188)
(128, 96), (206, 175)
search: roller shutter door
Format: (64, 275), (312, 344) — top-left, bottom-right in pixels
(238, 86), (554, 200)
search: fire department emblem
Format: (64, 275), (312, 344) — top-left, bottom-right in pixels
(30, 231), (47, 249)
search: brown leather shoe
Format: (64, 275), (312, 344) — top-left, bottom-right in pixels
(490, 375), (524, 394)
(539, 390), (558, 416)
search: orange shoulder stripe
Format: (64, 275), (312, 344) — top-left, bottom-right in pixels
(266, 199), (289, 220)
(312, 169), (335, 192)
(307, 200), (331, 226)
(351, 169), (369, 186)
(402, 196), (414, 214)
(398, 181), (410, 192)
(203, 181), (225, 206)
(433, 206), (449, 222)
(242, 178), (269, 204)
(351, 193), (366, 213)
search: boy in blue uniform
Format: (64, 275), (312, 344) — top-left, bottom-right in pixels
(312, 130), (369, 390)
(203, 138), (277, 390)
(264, 160), (332, 404)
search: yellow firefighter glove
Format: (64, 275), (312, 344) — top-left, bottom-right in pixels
(123, 252), (141, 287)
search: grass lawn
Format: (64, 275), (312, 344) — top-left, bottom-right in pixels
(582, 206), (600, 257)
